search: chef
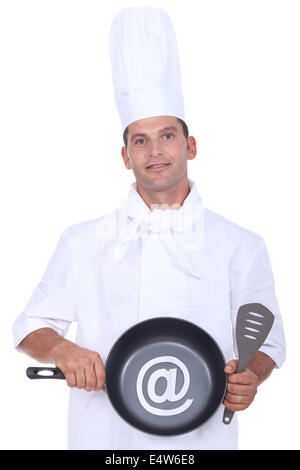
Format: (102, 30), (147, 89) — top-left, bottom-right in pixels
(12, 7), (286, 450)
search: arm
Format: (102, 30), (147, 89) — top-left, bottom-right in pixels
(222, 351), (275, 412)
(247, 351), (275, 385)
(226, 236), (286, 412)
(20, 328), (106, 392)
(14, 231), (105, 392)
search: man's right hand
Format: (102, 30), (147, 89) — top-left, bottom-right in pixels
(19, 328), (106, 392)
(52, 340), (106, 392)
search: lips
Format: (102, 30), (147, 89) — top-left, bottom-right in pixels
(146, 162), (171, 169)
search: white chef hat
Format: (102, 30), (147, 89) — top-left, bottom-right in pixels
(109, 6), (185, 131)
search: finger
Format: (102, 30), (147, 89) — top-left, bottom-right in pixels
(224, 392), (251, 404)
(222, 398), (248, 412)
(75, 368), (86, 389)
(94, 357), (106, 391)
(224, 360), (238, 374)
(84, 364), (97, 392)
(227, 372), (254, 385)
(227, 383), (254, 396)
(64, 371), (76, 388)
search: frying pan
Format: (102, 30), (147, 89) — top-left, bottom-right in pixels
(26, 317), (227, 436)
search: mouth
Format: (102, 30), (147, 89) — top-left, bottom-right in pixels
(146, 163), (171, 171)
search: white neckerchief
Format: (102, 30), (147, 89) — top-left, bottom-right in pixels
(113, 179), (207, 279)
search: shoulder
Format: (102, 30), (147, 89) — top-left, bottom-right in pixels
(60, 210), (118, 251)
(203, 207), (264, 251)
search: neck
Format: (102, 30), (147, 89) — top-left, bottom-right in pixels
(136, 178), (190, 211)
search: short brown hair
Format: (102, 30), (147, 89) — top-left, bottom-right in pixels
(123, 117), (189, 148)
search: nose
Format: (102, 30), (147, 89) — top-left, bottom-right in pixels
(149, 139), (163, 157)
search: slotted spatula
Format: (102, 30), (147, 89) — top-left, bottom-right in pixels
(223, 302), (274, 425)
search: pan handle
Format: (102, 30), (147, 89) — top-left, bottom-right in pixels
(26, 367), (65, 380)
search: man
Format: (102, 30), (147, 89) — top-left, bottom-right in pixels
(12, 7), (285, 450)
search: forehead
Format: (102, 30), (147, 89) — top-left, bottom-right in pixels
(127, 115), (180, 136)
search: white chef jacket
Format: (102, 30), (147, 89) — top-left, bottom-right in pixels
(12, 179), (286, 450)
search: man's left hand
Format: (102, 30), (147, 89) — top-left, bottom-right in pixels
(222, 359), (259, 412)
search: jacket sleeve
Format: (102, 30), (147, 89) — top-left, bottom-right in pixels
(12, 229), (78, 350)
(230, 236), (286, 368)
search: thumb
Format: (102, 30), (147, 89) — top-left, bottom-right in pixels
(224, 359), (238, 374)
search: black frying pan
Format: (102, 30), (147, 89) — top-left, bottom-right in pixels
(26, 317), (227, 436)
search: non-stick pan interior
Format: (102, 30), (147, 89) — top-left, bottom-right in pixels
(105, 317), (227, 436)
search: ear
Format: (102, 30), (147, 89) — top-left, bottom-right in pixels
(187, 136), (197, 161)
(121, 146), (132, 169)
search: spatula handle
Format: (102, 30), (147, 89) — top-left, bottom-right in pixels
(223, 352), (251, 424)
(223, 302), (274, 425)
(223, 407), (235, 424)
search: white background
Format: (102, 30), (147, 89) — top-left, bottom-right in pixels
(0, 0), (299, 450)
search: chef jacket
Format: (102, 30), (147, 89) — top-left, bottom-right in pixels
(12, 179), (286, 450)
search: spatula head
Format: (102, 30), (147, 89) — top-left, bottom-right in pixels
(236, 303), (274, 371)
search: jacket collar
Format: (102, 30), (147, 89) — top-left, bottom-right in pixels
(125, 178), (203, 223)
(114, 179), (207, 279)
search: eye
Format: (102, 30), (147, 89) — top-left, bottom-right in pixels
(162, 133), (174, 140)
(135, 138), (146, 145)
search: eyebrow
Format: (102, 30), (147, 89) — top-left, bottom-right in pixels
(130, 126), (178, 142)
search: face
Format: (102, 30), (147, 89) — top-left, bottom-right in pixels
(121, 116), (197, 192)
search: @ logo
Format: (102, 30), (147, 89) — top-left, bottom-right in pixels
(136, 356), (193, 416)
